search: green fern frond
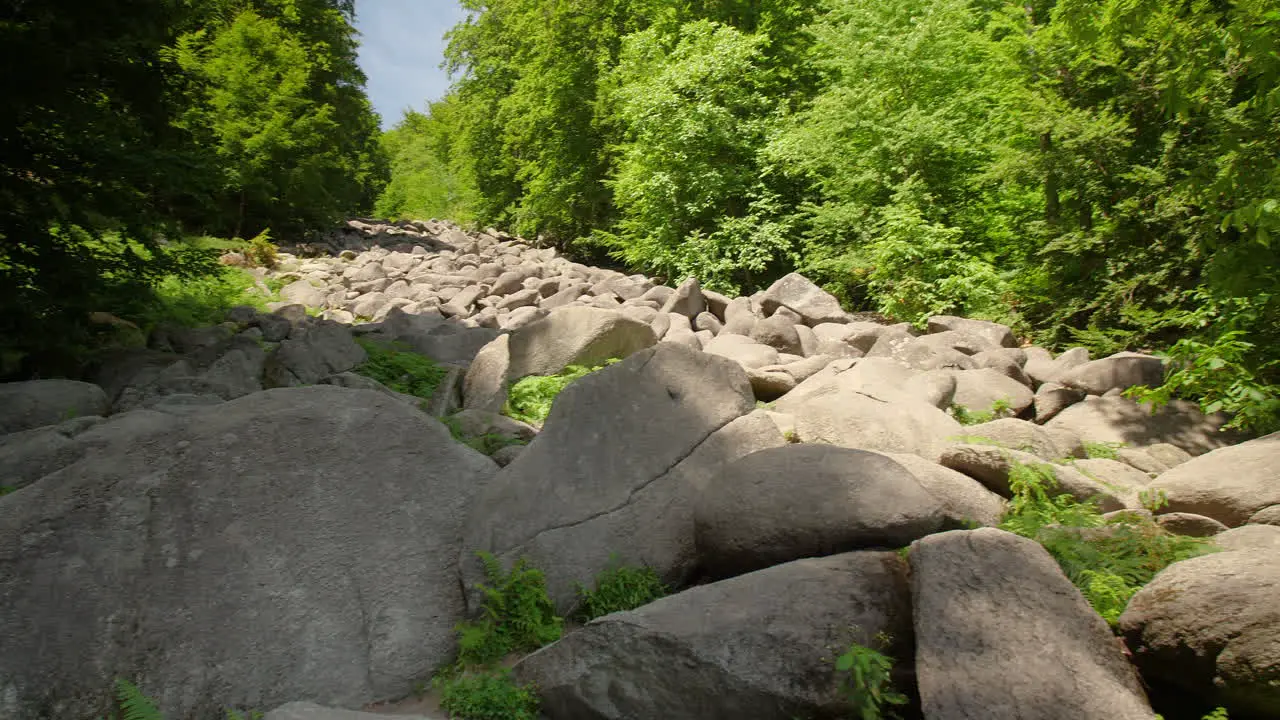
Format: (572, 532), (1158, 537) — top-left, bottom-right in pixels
(115, 678), (163, 720)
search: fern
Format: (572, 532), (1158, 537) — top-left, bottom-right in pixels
(115, 679), (163, 720)
(999, 460), (1217, 624)
(575, 559), (668, 621)
(455, 552), (563, 668)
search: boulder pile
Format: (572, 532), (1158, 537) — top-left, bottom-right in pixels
(1, 218), (1276, 720)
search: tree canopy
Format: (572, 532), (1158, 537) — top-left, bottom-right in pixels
(378, 0), (1280, 432)
(0, 0), (385, 374)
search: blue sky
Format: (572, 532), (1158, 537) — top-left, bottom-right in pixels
(355, 1), (469, 129)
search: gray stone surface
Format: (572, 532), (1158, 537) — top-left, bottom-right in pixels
(695, 445), (946, 577)
(926, 315), (1018, 348)
(912, 528), (1156, 720)
(462, 334), (511, 413)
(0, 387), (497, 720)
(1151, 432), (1280, 526)
(884, 452), (1007, 528)
(1120, 549), (1280, 718)
(507, 307), (656, 380)
(1058, 352), (1165, 395)
(461, 344), (756, 612)
(0, 380), (110, 435)
(514, 552), (913, 720)
(758, 273), (848, 326)
(264, 321), (366, 386)
(1046, 395), (1235, 456)
(264, 702), (443, 720)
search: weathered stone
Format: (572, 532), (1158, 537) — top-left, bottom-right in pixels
(1058, 352), (1165, 395)
(280, 279), (329, 308)
(506, 307), (656, 381)
(461, 344), (755, 612)
(0, 387), (497, 719)
(950, 368), (1035, 417)
(1025, 346), (1090, 386)
(0, 380), (110, 435)
(701, 334), (780, 370)
(660, 276), (707, 319)
(1120, 549), (1280, 718)
(1046, 395), (1234, 456)
(1150, 432), (1280, 526)
(926, 315), (1018, 348)
(1214, 524), (1280, 552)
(958, 417), (1084, 461)
(1247, 505), (1280, 526)
(748, 313), (803, 355)
(514, 552), (912, 720)
(884, 452), (1007, 527)
(745, 367), (796, 401)
(759, 273), (847, 326)
(912, 529), (1156, 720)
(1156, 512), (1229, 537)
(721, 296), (757, 335)
(462, 335), (511, 413)
(939, 445), (1125, 510)
(264, 321), (365, 387)
(264, 702), (443, 720)
(1034, 381), (1086, 423)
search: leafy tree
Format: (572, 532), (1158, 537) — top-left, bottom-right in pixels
(376, 97), (479, 223)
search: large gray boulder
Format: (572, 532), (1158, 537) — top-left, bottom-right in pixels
(912, 529), (1156, 720)
(926, 315), (1018, 348)
(1150, 433), (1280, 527)
(939, 445), (1126, 510)
(694, 445), (946, 578)
(0, 387), (497, 719)
(264, 321), (365, 386)
(1046, 395), (1234, 456)
(758, 273), (847, 326)
(958, 417), (1084, 461)
(0, 380), (110, 434)
(514, 552), (913, 720)
(461, 334), (511, 413)
(884, 452), (1007, 528)
(950, 368), (1035, 417)
(507, 306), (656, 380)
(461, 343), (757, 612)
(775, 360), (963, 461)
(367, 307), (501, 367)
(1058, 352), (1165, 395)
(1119, 549), (1280, 718)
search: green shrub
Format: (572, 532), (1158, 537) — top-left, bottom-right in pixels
(949, 398), (1014, 426)
(140, 268), (270, 329)
(243, 229), (278, 269)
(434, 669), (539, 720)
(1083, 441), (1124, 460)
(0, 486), (15, 497)
(575, 561), (668, 621)
(354, 339), (449, 401)
(455, 552), (563, 669)
(833, 641), (908, 720)
(504, 361), (617, 425)
(440, 415), (527, 456)
(1127, 330), (1280, 435)
(999, 460), (1217, 624)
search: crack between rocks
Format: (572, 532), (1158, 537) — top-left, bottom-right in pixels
(503, 349), (736, 551)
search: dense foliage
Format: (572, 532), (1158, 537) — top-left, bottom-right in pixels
(381, 0), (1280, 431)
(1, 0), (385, 377)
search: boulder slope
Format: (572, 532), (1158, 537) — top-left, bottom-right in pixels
(0, 386), (497, 719)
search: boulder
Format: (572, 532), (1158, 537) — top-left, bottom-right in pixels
(950, 368), (1035, 417)
(1214, 524), (1280, 552)
(514, 552), (912, 720)
(507, 307), (656, 380)
(660, 276), (707, 319)
(460, 344), (756, 612)
(0, 380), (110, 434)
(0, 387), (497, 719)
(461, 334), (511, 413)
(748, 314), (803, 355)
(1247, 505), (1280, 526)
(1025, 346), (1090, 386)
(1145, 442), (1193, 468)
(1149, 433), (1280, 526)
(939, 445), (1125, 510)
(914, 330), (1000, 356)
(1057, 352), (1165, 395)
(369, 308), (502, 367)
(971, 347), (1032, 386)
(1046, 395), (1234, 456)
(911, 529), (1156, 720)
(745, 368), (796, 402)
(758, 273), (847, 326)
(1033, 382), (1086, 423)
(701, 334), (780, 370)
(694, 445), (946, 578)
(1155, 512), (1229, 537)
(280, 280), (330, 308)
(956, 418), (1083, 461)
(868, 334), (976, 371)
(264, 321), (366, 386)
(925, 315), (1018, 348)
(721, 297), (757, 335)
(1119, 549), (1280, 718)
(882, 452), (1007, 528)
(775, 361), (963, 461)
(1070, 458), (1155, 494)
